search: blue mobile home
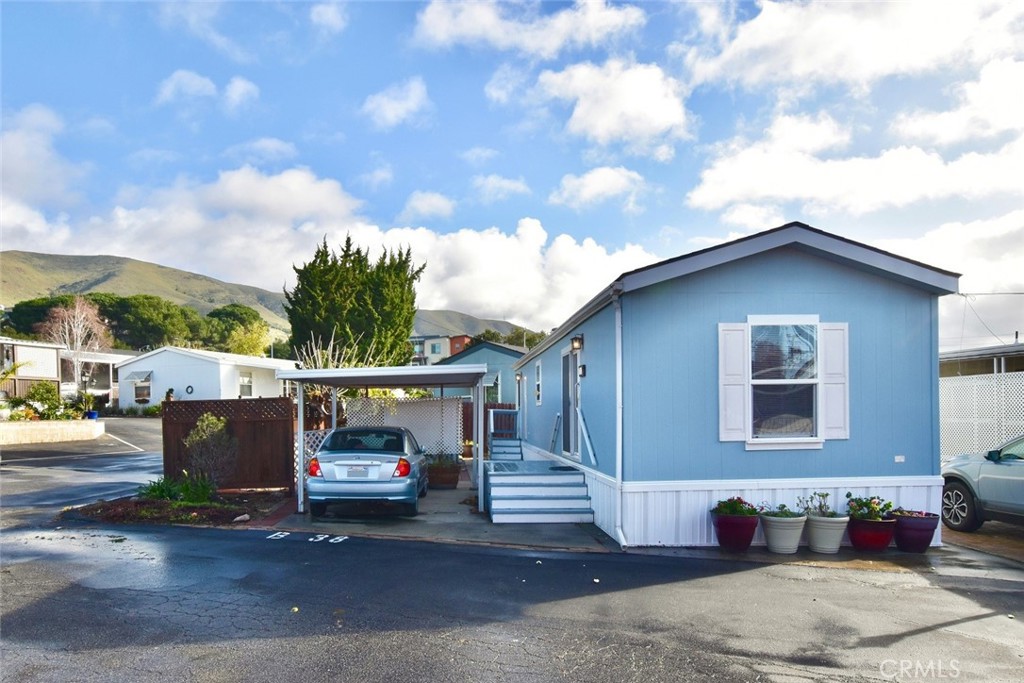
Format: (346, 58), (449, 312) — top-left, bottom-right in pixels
(512, 223), (959, 547)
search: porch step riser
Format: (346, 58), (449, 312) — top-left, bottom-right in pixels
(491, 497), (592, 510)
(487, 474), (585, 485)
(491, 510), (595, 524)
(489, 484), (589, 497)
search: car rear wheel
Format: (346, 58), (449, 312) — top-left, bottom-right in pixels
(310, 502), (327, 518)
(942, 481), (982, 532)
(403, 498), (419, 517)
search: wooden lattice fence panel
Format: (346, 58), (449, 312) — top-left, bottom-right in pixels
(162, 397), (296, 491)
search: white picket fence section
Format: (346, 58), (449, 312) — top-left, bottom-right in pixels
(940, 370), (1024, 463)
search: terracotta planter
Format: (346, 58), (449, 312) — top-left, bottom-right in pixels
(847, 517), (896, 552)
(805, 515), (849, 554)
(893, 513), (939, 553)
(712, 513), (759, 552)
(760, 514), (806, 554)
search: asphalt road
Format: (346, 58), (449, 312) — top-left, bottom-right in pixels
(1, 420), (1023, 682)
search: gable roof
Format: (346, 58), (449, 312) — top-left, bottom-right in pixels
(517, 222), (960, 366)
(115, 345), (296, 371)
(435, 340), (526, 365)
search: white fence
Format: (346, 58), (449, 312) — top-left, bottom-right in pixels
(940, 370), (1024, 463)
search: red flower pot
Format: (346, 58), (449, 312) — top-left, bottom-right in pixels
(712, 513), (759, 552)
(847, 517), (896, 552)
(893, 513), (939, 553)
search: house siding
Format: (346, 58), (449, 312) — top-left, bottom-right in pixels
(620, 247), (940, 482)
(434, 344), (522, 404)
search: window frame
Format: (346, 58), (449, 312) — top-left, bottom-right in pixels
(534, 360), (542, 405)
(239, 371), (253, 398)
(719, 316), (849, 450)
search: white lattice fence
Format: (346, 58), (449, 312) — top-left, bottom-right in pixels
(344, 396), (464, 455)
(940, 371), (1024, 463)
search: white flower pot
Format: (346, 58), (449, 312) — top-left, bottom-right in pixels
(760, 514), (807, 554)
(805, 514), (849, 554)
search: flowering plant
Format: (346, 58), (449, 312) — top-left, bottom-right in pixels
(758, 502), (804, 518)
(711, 496), (758, 516)
(845, 492), (893, 520)
(892, 508), (938, 518)
(797, 491), (843, 518)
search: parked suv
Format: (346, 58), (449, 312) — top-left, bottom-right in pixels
(941, 434), (1024, 532)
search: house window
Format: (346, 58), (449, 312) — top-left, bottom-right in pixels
(239, 371), (253, 397)
(719, 316), (848, 450)
(535, 361), (542, 405)
(134, 380), (151, 404)
(430, 342), (441, 355)
(486, 375), (500, 403)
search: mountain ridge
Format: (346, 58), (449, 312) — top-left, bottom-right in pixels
(0, 250), (524, 339)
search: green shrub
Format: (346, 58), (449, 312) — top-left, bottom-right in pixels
(124, 406), (141, 416)
(25, 382), (70, 420)
(143, 405), (162, 417)
(182, 413), (238, 488)
(179, 471), (216, 504)
(138, 476), (182, 500)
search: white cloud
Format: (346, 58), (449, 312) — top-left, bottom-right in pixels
(537, 58), (689, 160)
(361, 77), (431, 130)
(892, 59), (1024, 146)
(223, 77), (260, 114)
(155, 70), (217, 106)
(472, 174), (530, 203)
(461, 146), (499, 166)
(872, 212), (1024, 350)
(358, 163), (394, 191)
(484, 63), (530, 105)
(224, 138), (298, 165)
(687, 112), (1024, 215)
(548, 166), (645, 213)
(720, 204), (786, 230)
(158, 3), (253, 63)
(310, 3), (347, 36)
(414, 0), (645, 60)
(0, 104), (88, 208)
(684, 1), (1024, 92)
(399, 191), (455, 223)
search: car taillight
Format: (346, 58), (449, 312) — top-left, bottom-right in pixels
(394, 458), (411, 478)
(308, 457), (322, 477)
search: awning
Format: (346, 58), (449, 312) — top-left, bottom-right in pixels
(276, 364), (489, 388)
(120, 371), (152, 382)
(483, 372), (498, 386)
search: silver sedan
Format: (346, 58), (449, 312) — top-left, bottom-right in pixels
(307, 426), (429, 517)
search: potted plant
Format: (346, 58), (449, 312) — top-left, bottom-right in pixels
(892, 508), (940, 553)
(427, 454), (461, 490)
(797, 491), (849, 554)
(845, 492), (896, 552)
(710, 496), (759, 552)
(758, 502), (806, 554)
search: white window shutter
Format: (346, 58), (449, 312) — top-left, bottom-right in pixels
(820, 323), (849, 439)
(719, 323), (749, 442)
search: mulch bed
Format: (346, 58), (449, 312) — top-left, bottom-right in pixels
(64, 490), (291, 527)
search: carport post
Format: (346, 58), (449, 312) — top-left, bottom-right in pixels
(296, 381), (305, 514)
(476, 375), (485, 513)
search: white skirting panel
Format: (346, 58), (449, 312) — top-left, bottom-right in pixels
(620, 477), (944, 548)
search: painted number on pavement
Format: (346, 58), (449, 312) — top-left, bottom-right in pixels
(265, 531), (349, 543)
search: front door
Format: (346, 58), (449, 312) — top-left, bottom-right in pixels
(561, 350), (578, 458)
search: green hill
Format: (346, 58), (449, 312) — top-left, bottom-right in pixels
(0, 250), (523, 339)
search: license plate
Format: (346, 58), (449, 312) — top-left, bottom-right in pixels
(347, 466), (368, 477)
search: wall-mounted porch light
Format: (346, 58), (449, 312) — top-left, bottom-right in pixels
(577, 364), (586, 378)
(571, 335), (584, 351)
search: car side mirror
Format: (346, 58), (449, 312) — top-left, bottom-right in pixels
(984, 450), (1001, 462)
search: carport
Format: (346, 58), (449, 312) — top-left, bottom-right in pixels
(275, 364), (490, 514)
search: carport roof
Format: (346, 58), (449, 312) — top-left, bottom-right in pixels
(276, 364), (489, 389)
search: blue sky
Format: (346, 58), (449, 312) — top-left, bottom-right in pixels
(2, 1), (1022, 349)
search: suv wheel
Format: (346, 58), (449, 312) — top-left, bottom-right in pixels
(942, 481), (982, 532)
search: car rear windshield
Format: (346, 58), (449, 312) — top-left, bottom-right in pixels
(322, 430), (404, 452)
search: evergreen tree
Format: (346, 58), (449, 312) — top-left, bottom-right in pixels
(285, 236), (424, 367)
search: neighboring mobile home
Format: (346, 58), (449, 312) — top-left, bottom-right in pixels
(115, 346), (297, 407)
(513, 222), (960, 547)
(434, 340), (525, 404)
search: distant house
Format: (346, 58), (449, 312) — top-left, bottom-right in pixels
(513, 222), (959, 547)
(410, 334), (473, 365)
(0, 337), (62, 398)
(939, 342), (1024, 377)
(434, 340), (525, 403)
(59, 348), (140, 403)
(115, 346), (297, 407)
